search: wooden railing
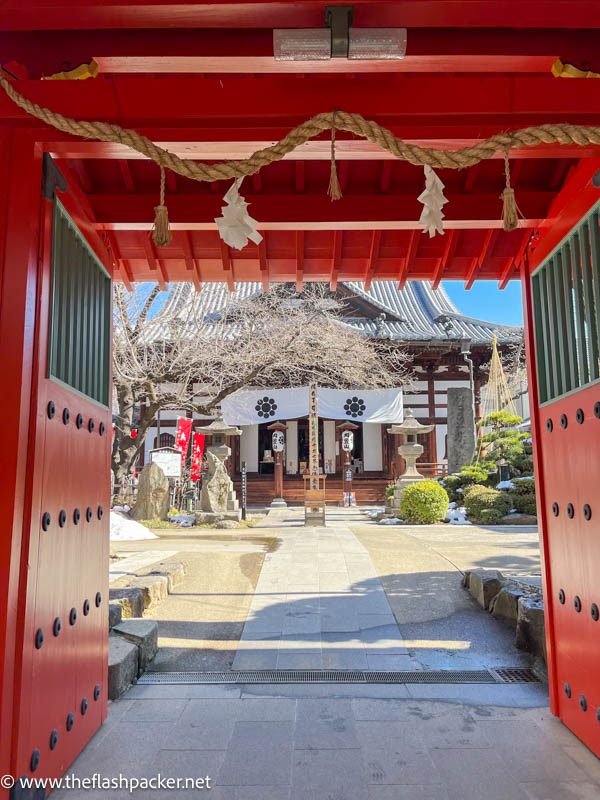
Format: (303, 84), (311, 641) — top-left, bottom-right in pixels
(417, 462), (448, 478)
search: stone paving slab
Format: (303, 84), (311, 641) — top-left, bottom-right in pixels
(51, 689), (600, 800)
(233, 520), (412, 671)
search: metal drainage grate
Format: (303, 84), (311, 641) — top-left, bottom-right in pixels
(490, 667), (540, 684)
(138, 668), (539, 685)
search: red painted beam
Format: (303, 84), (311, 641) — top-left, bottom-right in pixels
(3, 2), (600, 30)
(50, 137), (600, 162)
(4, 77), (600, 129)
(6, 29), (600, 76)
(89, 192), (551, 231)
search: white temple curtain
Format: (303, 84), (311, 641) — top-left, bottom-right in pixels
(221, 387), (403, 426)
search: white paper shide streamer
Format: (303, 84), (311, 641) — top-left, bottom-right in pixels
(418, 165), (448, 238)
(215, 178), (263, 250)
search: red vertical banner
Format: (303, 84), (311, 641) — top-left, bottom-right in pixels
(191, 432), (206, 481)
(175, 417), (193, 464)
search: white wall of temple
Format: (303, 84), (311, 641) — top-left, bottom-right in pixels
(363, 423), (383, 471)
(240, 424), (259, 472)
(286, 420), (298, 473)
(436, 424), (448, 462)
(323, 420), (336, 474)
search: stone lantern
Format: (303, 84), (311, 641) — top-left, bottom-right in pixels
(386, 409), (435, 515)
(199, 414), (243, 521)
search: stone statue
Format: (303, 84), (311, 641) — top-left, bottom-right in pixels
(200, 451), (236, 513)
(197, 415), (242, 522)
(131, 462), (170, 521)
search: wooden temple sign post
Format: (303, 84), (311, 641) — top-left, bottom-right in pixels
(267, 421), (287, 508)
(304, 383), (326, 525)
(337, 420), (358, 507)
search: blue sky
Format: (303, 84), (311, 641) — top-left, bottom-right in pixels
(132, 279), (524, 328)
(442, 280), (523, 326)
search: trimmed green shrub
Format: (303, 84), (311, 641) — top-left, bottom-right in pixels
(385, 482), (395, 499)
(511, 477), (537, 516)
(400, 480), (449, 524)
(441, 465), (489, 503)
(464, 486), (512, 524)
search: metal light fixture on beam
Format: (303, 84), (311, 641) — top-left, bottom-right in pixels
(273, 6), (407, 62)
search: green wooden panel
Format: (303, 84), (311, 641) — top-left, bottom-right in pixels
(580, 220), (600, 381)
(545, 256), (562, 397)
(561, 243), (579, 391)
(570, 232), (590, 386)
(553, 251), (570, 394)
(531, 272), (550, 403)
(590, 211), (600, 380)
(48, 200), (111, 407)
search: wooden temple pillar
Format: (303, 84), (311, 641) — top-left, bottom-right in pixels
(267, 421), (287, 508)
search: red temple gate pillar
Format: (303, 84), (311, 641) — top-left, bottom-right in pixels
(0, 128), (45, 786)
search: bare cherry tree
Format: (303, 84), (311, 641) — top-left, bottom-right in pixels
(112, 282), (412, 485)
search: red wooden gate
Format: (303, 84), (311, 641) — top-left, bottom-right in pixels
(524, 182), (600, 757)
(9, 156), (111, 790)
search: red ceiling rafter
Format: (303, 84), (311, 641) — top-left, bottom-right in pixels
(295, 231), (304, 293)
(432, 230), (459, 290)
(364, 231), (382, 291)
(330, 231), (342, 292)
(379, 162), (392, 194)
(141, 233), (168, 290)
(258, 238), (269, 292)
(498, 228), (532, 289)
(105, 231), (134, 291)
(219, 240), (234, 291)
(398, 231), (419, 289)
(118, 159), (136, 193)
(181, 231), (202, 291)
(464, 229), (499, 289)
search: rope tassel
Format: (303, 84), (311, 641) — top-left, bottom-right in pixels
(153, 166), (172, 247)
(327, 111), (342, 201)
(502, 151), (520, 232)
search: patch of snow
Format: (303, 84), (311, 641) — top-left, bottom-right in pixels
(446, 506), (472, 525)
(171, 514), (195, 527)
(112, 504), (131, 514)
(110, 512), (158, 541)
(496, 480), (515, 489)
(378, 517), (403, 525)
(456, 487), (463, 493)
(448, 501), (457, 509)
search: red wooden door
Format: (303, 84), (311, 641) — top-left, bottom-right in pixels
(525, 201), (600, 756)
(11, 157), (111, 786)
